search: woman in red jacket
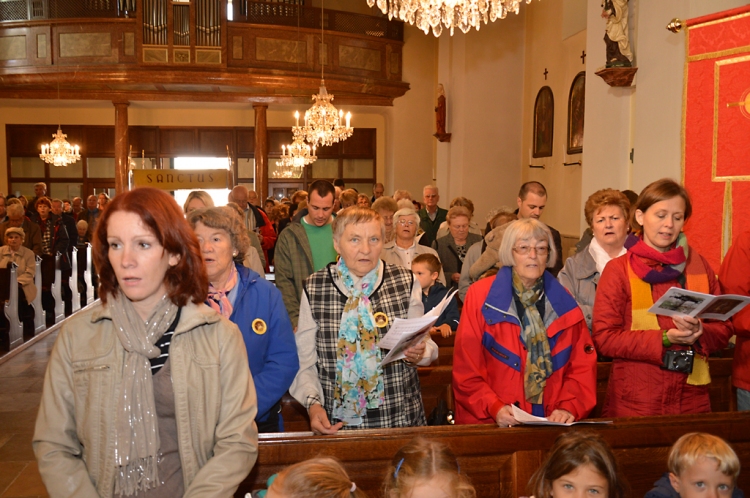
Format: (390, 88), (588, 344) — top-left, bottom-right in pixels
(453, 219), (597, 426)
(593, 179), (732, 417)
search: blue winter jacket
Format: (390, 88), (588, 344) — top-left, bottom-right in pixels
(228, 264), (299, 423)
(422, 281), (460, 331)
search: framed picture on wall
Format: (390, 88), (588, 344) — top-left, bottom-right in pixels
(567, 72), (586, 155)
(533, 86), (554, 158)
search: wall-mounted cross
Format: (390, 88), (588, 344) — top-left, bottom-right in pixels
(543, 68), (548, 80)
(581, 51), (587, 64)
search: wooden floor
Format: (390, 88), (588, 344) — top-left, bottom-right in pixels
(0, 329), (56, 498)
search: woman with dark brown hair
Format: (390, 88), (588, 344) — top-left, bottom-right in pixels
(593, 178), (732, 417)
(527, 431), (628, 498)
(33, 187), (258, 497)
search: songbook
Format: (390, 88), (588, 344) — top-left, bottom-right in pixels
(511, 405), (613, 427)
(647, 287), (750, 321)
(378, 290), (458, 365)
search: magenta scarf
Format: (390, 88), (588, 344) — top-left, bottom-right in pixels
(624, 233), (688, 284)
(206, 264), (238, 319)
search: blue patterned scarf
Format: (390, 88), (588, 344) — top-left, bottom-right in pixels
(333, 258), (384, 425)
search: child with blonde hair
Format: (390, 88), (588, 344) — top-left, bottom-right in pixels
(646, 432), (743, 498)
(262, 457), (368, 498)
(527, 431), (628, 498)
(383, 437), (475, 498)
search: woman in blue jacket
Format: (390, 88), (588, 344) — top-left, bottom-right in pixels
(189, 206), (298, 432)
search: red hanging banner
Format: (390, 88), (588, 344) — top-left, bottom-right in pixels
(683, 6), (750, 272)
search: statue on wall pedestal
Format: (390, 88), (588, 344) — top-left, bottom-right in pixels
(434, 84), (451, 142)
(601, 0), (633, 68)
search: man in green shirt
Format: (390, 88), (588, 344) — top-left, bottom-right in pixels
(275, 180), (337, 327)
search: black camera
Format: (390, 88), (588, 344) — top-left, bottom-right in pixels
(662, 348), (695, 374)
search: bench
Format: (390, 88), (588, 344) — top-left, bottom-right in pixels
(76, 244), (95, 308)
(280, 357), (737, 432)
(41, 253), (64, 325)
(0, 266), (23, 352)
(240, 411), (750, 498)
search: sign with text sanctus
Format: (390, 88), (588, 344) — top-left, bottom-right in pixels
(129, 169), (231, 190)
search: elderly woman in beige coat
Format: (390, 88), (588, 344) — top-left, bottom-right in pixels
(382, 207), (446, 285)
(0, 227), (37, 303)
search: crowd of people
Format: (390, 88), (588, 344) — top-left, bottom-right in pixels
(11, 176), (746, 496)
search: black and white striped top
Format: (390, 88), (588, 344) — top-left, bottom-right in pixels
(149, 308), (182, 375)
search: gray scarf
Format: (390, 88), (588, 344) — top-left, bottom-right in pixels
(109, 292), (178, 496)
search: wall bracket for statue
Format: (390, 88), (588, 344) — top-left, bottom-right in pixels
(434, 84), (452, 142)
(595, 66), (638, 87)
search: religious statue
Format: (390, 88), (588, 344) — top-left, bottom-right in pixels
(434, 84), (451, 142)
(601, 0), (633, 68)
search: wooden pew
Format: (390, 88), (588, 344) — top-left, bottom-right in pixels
(76, 244), (95, 308)
(280, 357), (736, 432)
(70, 246), (80, 314)
(240, 411), (750, 498)
(31, 256), (45, 334)
(41, 254), (64, 324)
(0, 266), (24, 352)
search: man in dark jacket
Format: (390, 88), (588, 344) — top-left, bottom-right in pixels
(0, 203), (43, 256)
(418, 185), (447, 247)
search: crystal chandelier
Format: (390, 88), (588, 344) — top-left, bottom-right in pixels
(366, 0), (534, 36)
(273, 130), (317, 179)
(40, 127), (81, 167)
(292, 0), (353, 148)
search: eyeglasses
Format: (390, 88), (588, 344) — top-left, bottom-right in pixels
(398, 220), (416, 227)
(513, 245), (549, 256)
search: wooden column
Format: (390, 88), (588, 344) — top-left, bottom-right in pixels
(113, 101), (130, 194)
(253, 104), (268, 198)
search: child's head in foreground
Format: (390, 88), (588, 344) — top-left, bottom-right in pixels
(383, 437), (475, 498)
(668, 432), (740, 498)
(412, 254), (441, 294)
(265, 456), (369, 498)
(527, 431), (628, 498)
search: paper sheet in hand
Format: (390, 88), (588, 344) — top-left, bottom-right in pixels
(377, 290), (458, 366)
(511, 405), (612, 427)
(378, 315), (437, 365)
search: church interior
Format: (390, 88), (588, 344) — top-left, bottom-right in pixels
(1, 0), (750, 496)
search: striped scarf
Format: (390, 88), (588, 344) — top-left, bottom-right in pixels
(626, 233), (711, 385)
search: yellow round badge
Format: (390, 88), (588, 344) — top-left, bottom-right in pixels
(252, 318), (267, 335)
(373, 312), (389, 328)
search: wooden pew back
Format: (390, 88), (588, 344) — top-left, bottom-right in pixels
(242, 412), (750, 498)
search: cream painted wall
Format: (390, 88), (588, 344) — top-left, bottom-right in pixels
(521, 0), (586, 237)
(435, 10), (527, 225)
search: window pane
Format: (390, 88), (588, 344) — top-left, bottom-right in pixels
(342, 159), (374, 179)
(238, 158), (254, 179)
(311, 159), (338, 178)
(49, 159), (83, 178)
(9, 182), (37, 198)
(10, 157), (45, 178)
(131, 157), (158, 169)
(88, 158), (115, 178)
(49, 183), (83, 200)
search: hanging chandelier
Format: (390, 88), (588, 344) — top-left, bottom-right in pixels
(273, 130), (317, 179)
(292, 0), (353, 148)
(366, 0), (534, 36)
(40, 126), (81, 167)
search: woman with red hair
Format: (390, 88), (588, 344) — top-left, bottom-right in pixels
(33, 187), (258, 497)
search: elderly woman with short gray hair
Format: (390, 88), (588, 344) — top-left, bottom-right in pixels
(382, 207), (446, 285)
(290, 206), (438, 435)
(453, 218), (596, 427)
(188, 207), (298, 433)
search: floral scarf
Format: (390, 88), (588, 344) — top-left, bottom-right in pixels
(625, 232), (688, 284)
(512, 270), (553, 406)
(333, 258), (384, 426)
(206, 264), (238, 319)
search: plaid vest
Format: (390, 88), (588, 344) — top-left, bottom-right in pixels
(304, 262), (427, 429)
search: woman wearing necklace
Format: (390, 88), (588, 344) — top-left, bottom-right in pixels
(34, 188), (258, 497)
(433, 206), (483, 291)
(593, 178), (733, 417)
(188, 206), (297, 433)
